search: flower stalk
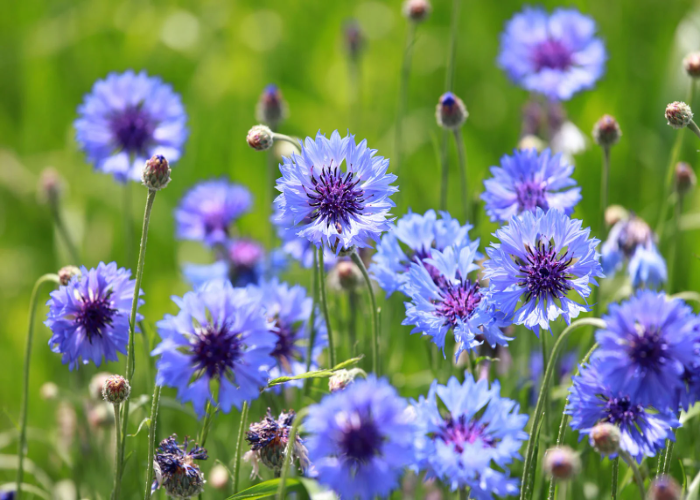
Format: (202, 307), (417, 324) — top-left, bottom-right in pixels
(143, 384), (161, 500)
(231, 401), (249, 494)
(318, 246), (336, 367)
(351, 250), (380, 375)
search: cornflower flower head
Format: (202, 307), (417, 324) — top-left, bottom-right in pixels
(245, 409), (309, 477)
(484, 208), (603, 335)
(498, 7), (606, 101)
(45, 262), (143, 370)
(152, 434), (208, 499)
(481, 148), (581, 223)
(274, 131), (397, 254)
(412, 374), (528, 497)
(75, 70), (187, 183)
(151, 280), (276, 417)
(304, 376), (415, 500)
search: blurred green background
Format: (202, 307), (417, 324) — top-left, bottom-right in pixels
(2, 0), (700, 498)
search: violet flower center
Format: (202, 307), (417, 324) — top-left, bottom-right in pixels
(532, 39), (573, 71)
(110, 105), (155, 154)
(191, 324), (243, 379)
(339, 412), (382, 463)
(76, 294), (117, 340)
(435, 415), (497, 453)
(515, 180), (549, 212)
(518, 239), (573, 301)
(306, 165), (365, 234)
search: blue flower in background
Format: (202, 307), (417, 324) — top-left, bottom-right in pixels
(481, 148), (581, 223)
(566, 360), (679, 463)
(498, 7), (606, 101)
(370, 209), (478, 297)
(45, 262), (143, 370)
(601, 214), (667, 288)
(152, 280), (276, 417)
(402, 243), (511, 359)
(592, 290), (700, 411)
(272, 204), (337, 270)
(274, 131), (398, 253)
(412, 374), (528, 498)
(304, 376), (415, 500)
(75, 70), (188, 183)
(484, 208), (603, 335)
(175, 179), (253, 247)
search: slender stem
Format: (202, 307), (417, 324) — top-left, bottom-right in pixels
(112, 405), (122, 499)
(453, 129), (470, 223)
(114, 189), (157, 500)
(123, 183), (134, 267)
(620, 450), (646, 499)
(687, 119), (700, 141)
(668, 195), (682, 293)
(439, 130), (450, 211)
(49, 203), (80, 264)
(318, 246), (336, 367)
(445, 0), (460, 91)
(304, 252), (320, 396)
(232, 401), (249, 494)
(395, 22), (416, 178)
(351, 250), (379, 375)
(348, 291), (359, 356)
(271, 133), (301, 151)
(541, 334), (551, 435)
(663, 439), (675, 475)
(276, 408), (307, 500)
(611, 456), (619, 499)
(198, 400), (216, 448)
(519, 318), (607, 500)
(600, 145), (611, 238)
(16, 273), (59, 500)
(143, 385), (161, 500)
(460, 488), (469, 500)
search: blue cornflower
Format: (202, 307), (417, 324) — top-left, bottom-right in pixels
(592, 290), (700, 411)
(274, 131), (398, 253)
(175, 179), (253, 247)
(45, 262), (143, 370)
(75, 70), (187, 183)
(370, 209), (478, 297)
(566, 360), (679, 463)
(402, 243), (511, 359)
(484, 208), (603, 334)
(246, 279), (327, 388)
(412, 374), (528, 498)
(481, 148), (581, 223)
(601, 214), (666, 288)
(272, 204), (337, 269)
(304, 376), (415, 500)
(182, 238), (287, 288)
(498, 7), (606, 101)
(151, 280), (276, 417)
(152, 434), (208, 499)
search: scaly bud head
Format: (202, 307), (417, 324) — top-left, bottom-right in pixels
(592, 114), (622, 147)
(648, 475), (682, 500)
(589, 422), (621, 456)
(38, 168), (63, 205)
(102, 374), (131, 404)
(543, 446), (580, 481)
(246, 125), (274, 151)
(58, 265), (81, 286)
(255, 84), (287, 127)
(675, 161), (696, 196)
(436, 92), (468, 130)
(403, 0), (431, 22)
(142, 154), (171, 191)
(344, 19), (364, 60)
(684, 52), (700, 78)
(665, 101), (693, 129)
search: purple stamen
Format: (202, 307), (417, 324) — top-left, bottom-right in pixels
(110, 104), (155, 155)
(306, 164), (366, 234)
(517, 239), (573, 301)
(191, 324), (243, 379)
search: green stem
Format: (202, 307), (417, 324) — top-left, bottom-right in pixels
(114, 188), (157, 500)
(395, 22), (416, 177)
(112, 405), (122, 499)
(439, 130), (450, 211)
(663, 439), (675, 475)
(687, 119), (700, 141)
(198, 400), (216, 448)
(668, 194), (682, 293)
(16, 273), (59, 500)
(49, 203), (80, 264)
(271, 133), (301, 150)
(348, 291), (359, 356)
(124, 183), (134, 268)
(620, 450), (646, 499)
(541, 333), (551, 435)
(143, 385), (161, 500)
(460, 487), (469, 500)
(600, 145), (611, 238)
(519, 318), (607, 500)
(276, 408), (307, 500)
(318, 246), (336, 367)
(304, 251), (320, 396)
(351, 250), (379, 375)
(445, 0), (460, 91)
(231, 401), (249, 494)
(611, 456), (619, 500)
(453, 128), (470, 223)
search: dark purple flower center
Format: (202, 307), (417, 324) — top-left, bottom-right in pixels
(110, 104), (155, 155)
(410, 247), (443, 284)
(603, 396), (643, 426)
(270, 319), (303, 373)
(76, 293), (117, 340)
(532, 39), (573, 71)
(339, 412), (382, 463)
(515, 180), (549, 212)
(627, 326), (668, 371)
(517, 239), (573, 301)
(203, 211), (229, 238)
(435, 415), (496, 453)
(191, 324), (243, 379)
(435, 277), (482, 327)
(306, 164), (366, 234)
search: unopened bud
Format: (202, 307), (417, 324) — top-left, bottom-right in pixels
(344, 19), (364, 60)
(605, 205), (629, 227)
(403, 0), (431, 22)
(38, 168), (63, 205)
(518, 135), (546, 153)
(665, 101), (693, 129)
(328, 260), (363, 292)
(247, 125), (274, 151)
(256, 84), (288, 128)
(329, 368), (365, 393)
(543, 446), (580, 481)
(142, 155), (171, 191)
(209, 464), (229, 490)
(684, 52), (700, 78)
(589, 422), (621, 456)
(675, 161), (696, 196)
(102, 374), (131, 404)
(647, 475), (682, 500)
(58, 265), (81, 286)
(592, 115), (622, 148)
(436, 92), (468, 130)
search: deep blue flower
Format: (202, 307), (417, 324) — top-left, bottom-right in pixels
(483, 208), (603, 334)
(75, 70), (187, 183)
(592, 290), (700, 411)
(481, 148), (581, 223)
(412, 374), (528, 498)
(175, 179), (253, 247)
(274, 131), (398, 253)
(272, 204), (337, 269)
(566, 360), (679, 463)
(45, 262), (143, 370)
(304, 376), (415, 500)
(370, 209), (478, 297)
(498, 7), (606, 101)
(152, 434), (208, 498)
(601, 214), (666, 288)
(151, 280), (276, 417)
(402, 243), (511, 359)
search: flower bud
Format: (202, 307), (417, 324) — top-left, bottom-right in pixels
(209, 464), (229, 490)
(684, 52), (700, 78)
(247, 125), (274, 151)
(648, 475), (682, 500)
(328, 259), (363, 292)
(592, 114), (622, 148)
(403, 0), (431, 22)
(675, 161), (696, 196)
(344, 19), (364, 60)
(436, 92), (468, 130)
(142, 154), (171, 191)
(665, 101), (693, 129)
(38, 168), (63, 205)
(256, 84), (287, 128)
(58, 265), (81, 286)
(605, 205), (629, 227)
(329, 368), (365, 393)
(543, 446), (580, 481)
(102, 374), (131, 404)
(518, 135), (546, 153)
(589, 422), (621, 456)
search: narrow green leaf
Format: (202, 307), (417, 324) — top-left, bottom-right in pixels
(225, 478), (307, 499)
(128, 417), (150, 438)
(268, 356), (364, 387)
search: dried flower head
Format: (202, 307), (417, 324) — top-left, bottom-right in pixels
(665, 101), (693, 129)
